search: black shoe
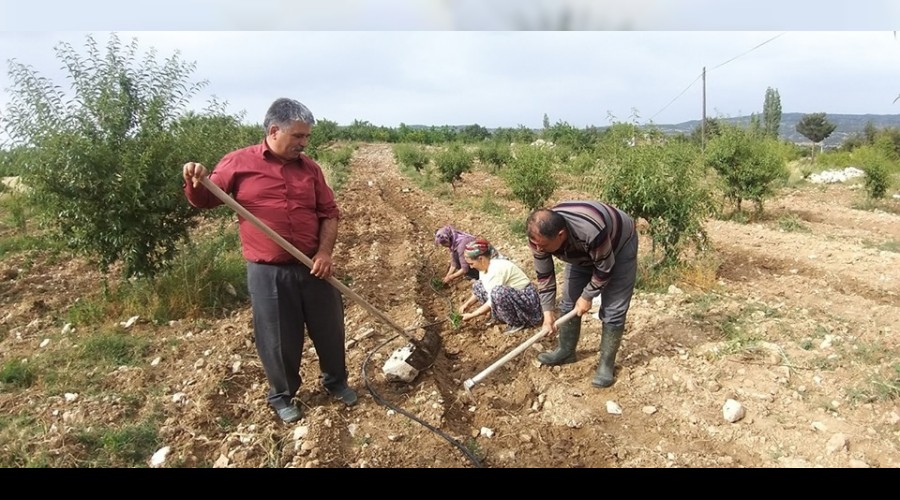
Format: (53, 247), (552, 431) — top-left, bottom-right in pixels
(326, 385), (358, 406)
(504, 324), (525, 334)
(276, 405), (302, 423)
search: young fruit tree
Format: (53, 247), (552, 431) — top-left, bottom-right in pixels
(0, 33), (249, 277)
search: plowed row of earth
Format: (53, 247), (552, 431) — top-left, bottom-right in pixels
(1, 143), (897, 468)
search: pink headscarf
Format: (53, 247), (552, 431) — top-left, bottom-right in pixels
(434, 225), (455, 247)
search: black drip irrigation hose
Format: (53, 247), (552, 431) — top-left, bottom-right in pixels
(361, 334), (484, 468)
(357, 255), (483, 467)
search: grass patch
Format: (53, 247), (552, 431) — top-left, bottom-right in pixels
(65, 223), (247, 326)
(72, 421), (160, 467)
(846, 363), (900, 404)
(861, 239), (900, 253)
(776, 213), (810, 232)
(851, 197), (900, 215)
(0, 359), (37, 388)
(637, 251), (720, 293)
(0, 413), (51, 468)
(478, 194), (504, 217)
(79, 330), (150, 366)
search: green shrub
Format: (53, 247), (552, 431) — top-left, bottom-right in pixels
(705, 125), (789, 214)
(434, 143), (474, 185)
(853, 145), (894, 199)
(504, 145), (557, 210)
(600, 141), (712, 264)
(0, 360), (36, 388)
(474, 141), (512, 172)
(393, 143), (431, 172)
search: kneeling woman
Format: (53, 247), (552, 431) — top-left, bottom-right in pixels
(458, 238), (542, 334)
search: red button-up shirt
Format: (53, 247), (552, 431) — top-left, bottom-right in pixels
(184, 141), (340, 263)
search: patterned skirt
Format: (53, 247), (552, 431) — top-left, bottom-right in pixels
(472, 281), (543, 329)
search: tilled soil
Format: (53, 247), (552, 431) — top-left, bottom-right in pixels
(0, 144), (898, 468)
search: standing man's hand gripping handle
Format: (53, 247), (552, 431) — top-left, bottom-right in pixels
(183, 162), (208, 187)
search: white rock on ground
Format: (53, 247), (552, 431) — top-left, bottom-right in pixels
(381, 345), (420, 382)
(722, 399), (745, 423)
(606, 400), (623, 415)
(149, 446), (170, 467)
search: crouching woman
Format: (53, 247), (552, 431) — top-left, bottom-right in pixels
(458, 238), (542, 334)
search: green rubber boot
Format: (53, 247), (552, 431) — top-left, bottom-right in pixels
(592, 324), (624, 388)
(537, 315), (581, 365)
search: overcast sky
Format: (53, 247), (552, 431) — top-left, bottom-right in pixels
(1, 2), (899, 129)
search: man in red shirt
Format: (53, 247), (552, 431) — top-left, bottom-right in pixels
(182, 98), (356, 424)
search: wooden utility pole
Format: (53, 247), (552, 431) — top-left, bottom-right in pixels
(701, 66), (707, 152)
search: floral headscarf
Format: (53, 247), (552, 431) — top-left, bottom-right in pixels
(464, 237), (496, 259)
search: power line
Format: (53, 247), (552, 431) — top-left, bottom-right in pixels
(648, 72), (703, 123)
(645, 32), (787, 124)
(710, 32), (786, 71)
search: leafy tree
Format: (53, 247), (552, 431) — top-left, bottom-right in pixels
(705, 124), (789, 214)
(458, 124), (490, 143)
(392, 143), (430, 172)
(504, 145), (557, 210)
(0, 33), (242, 277)
(762, 87), (782, 139)
(474, 141), (512, 173)
(853, 145), (892, 199)
(542, 113), (550, 130)
(795, 112), (836, 162)
(491, 125), (536, 145)
(690, 117), (722, 145)
(307, 117), (340, 157)
(599, 141), (712, 264)
(434, 143), (473, 186)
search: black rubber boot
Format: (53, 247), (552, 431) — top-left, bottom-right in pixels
(592, 324), (624, 388)
(537, 315), (581, 365)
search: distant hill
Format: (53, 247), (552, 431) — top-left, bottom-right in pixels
(658, 112), (900, 147)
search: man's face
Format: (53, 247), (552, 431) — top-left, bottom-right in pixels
(528, 228), (566, 254)
(268, 121), (312, 160)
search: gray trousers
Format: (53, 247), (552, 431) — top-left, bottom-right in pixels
(560, 230), (638, 328)
(247, 262), (348, 410)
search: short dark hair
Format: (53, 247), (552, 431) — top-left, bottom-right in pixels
(263, 98), (315, 132)
(526, 208), (566, 239)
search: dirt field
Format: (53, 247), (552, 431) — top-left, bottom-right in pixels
(1, 143), (898, 468)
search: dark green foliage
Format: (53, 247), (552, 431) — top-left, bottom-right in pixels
(0, 360), (36, 388)
(763, 87), (782, 139)
(853, 145), (893, 199)
(705, 125), (789, 214)
(796, 113), (837, 162)
(173, 104), (260, 170)
(434, 143), (473, 185)
(458, 124), (491, 143)
(504, 145), (557, 210)
(0, 34), (252, 278)
(543, 120), (598, 152)
(690, 117), (723, 145)
(393, 143), (430, 172)
(475, 141), (512, 172)
(601, 141), (712, 264)
(491, 125), (537, 145)
(307, 118), (340, 157)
